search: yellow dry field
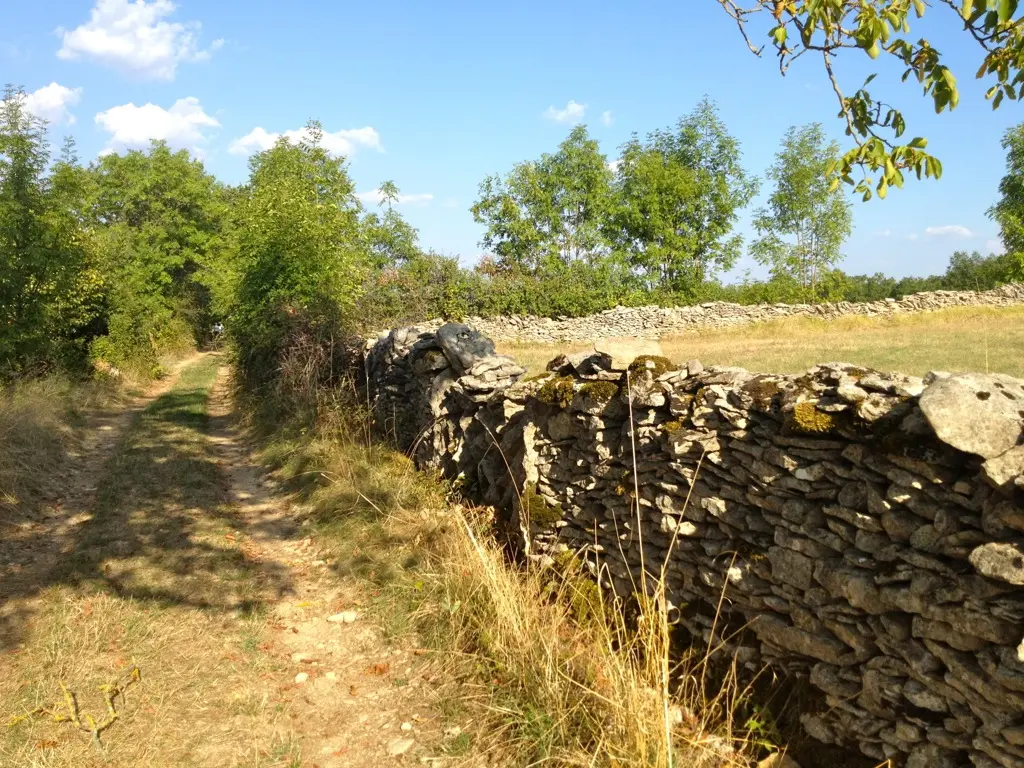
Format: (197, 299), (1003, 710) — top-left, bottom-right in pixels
(498, 305), (1024, 379)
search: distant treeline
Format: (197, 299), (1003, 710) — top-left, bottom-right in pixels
(2, 83), (1022, 388)
(355, 249), (1021, 328)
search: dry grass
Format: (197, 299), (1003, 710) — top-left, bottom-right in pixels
(0, 377), (122, 511)
(0, 358), (298, 768)
(261, 407), (763, 767)
(499, 305), (1024, 378)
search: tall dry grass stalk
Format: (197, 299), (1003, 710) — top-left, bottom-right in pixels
(257, 378), (765, 766)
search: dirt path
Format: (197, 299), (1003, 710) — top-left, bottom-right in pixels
(204, 365), (443, 767)
(1, 355), (445, 767)
(0, 355), (199, 649)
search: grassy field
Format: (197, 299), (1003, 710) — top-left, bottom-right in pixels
(499, 305), (1024, 378)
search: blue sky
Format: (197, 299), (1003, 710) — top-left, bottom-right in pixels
(3, 0), (1021, 279)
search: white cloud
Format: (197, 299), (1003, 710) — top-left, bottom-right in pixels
(987, 238), (1006, 254)
(925, 225), (972, 237)
(357, 189), (433, 206)
(544, 100), (586, 123)
(228, 125), (382, 157)
(903, 233), (919, 241)
(18, 82), (83, 125)
(601, 110), (613, 127)
(607, 159), (621, 174)
(95, 96), (219, 153)
(873, 228), (892, 237)
(57, 0), (217, 81)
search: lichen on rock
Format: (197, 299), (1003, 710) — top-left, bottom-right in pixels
(788, 401), (837, 434)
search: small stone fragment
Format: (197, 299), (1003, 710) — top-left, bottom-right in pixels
(386, 737), (415, 756)
(294, 672), (309, 684)
(757, 754), (801, 768)
(982, 446), (1024, 490)
(327, 610), (358, 624)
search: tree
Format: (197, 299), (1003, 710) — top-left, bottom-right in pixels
(85, 140), (232, 372)
(0, 86), (52, 370)
(610, 99), (758, 292)
(472, 125), (614, 273)
(716, 0), (1024, 199)
(989, 123), (1024, 280)
(0, 87), (100, 374)
(943, 249), (1021, 288)
(361, 180), (423, 268)
(233, 121), (367, 388)
(751, 123), (853, 300)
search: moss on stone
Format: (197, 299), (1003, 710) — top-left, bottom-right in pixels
(579, 380), (619, 404)
(626, 355), (676, 388)
(743, 377), (784, 407)
(537, 375), (576, 408)
(788, 401), (837, 434)
(663, 420), (684, 434)
(521, 482), (563, 527)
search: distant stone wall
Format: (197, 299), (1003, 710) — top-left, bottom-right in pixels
(362, 322), (1024, 768)
(453, 283), (1024, 343)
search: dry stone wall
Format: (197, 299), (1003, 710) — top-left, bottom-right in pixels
(451, 283), (1024, 343)
(362, 322), (1024, 768)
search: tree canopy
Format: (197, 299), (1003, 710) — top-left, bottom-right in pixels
(751, 123), (853, 300)
(716, 0), (1024, 199)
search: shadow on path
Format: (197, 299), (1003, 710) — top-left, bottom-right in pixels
(0, 356), (294, 650)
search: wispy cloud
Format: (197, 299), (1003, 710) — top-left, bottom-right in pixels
(873, 228), (892, 237)
(441, 197), (459, 210)
(903, 233), (919, 241)
(925, 225), (972, 237)
(544, 99), (586, 124)
(601, 110), (613, 127)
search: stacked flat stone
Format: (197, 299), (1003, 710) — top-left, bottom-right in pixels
(362, 322), (1024, 768)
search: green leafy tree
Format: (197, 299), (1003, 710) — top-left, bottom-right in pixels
(751, 123), (853, 300)
(716, 0), (1024, 199)
(0, 87), (100, 374)
(472, 125), (614, 273)
(989, 123), (1024, 280)
(944, 249), (1021, 287)
(361, 180), (423, 268)
(233, 121), (367, 388)
(41, 139), (106, 367)
(0, 86), (52, 370)
(86, 141), (232, 372)
(610, 99), (758, 292)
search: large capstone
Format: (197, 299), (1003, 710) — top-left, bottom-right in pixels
(436, 322), (497, 375)
(919, 373), (1024, 458)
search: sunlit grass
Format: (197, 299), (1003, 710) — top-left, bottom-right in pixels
(499, 305), (1024, 378)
